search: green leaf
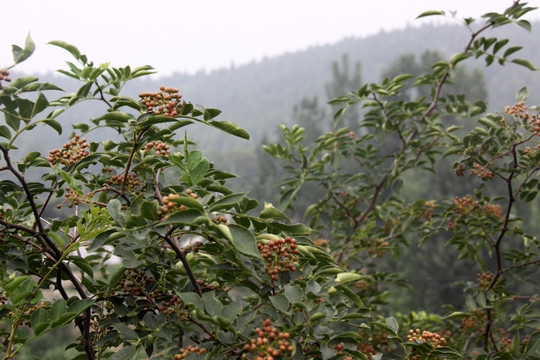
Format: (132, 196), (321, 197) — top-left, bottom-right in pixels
(140, 200), (158, 221)
(190, 159), (210, 185)
(522, 331), (540, 358)
(209, 120), (250, 140)
(208, 192), (246, 212)
(109, 345), (138, 360)
(511, 58), (538, 71)
(310, 312), (326, 322)
(10, 76), (39, 89)
(67, 299), (94, 315)
(49, 299), (67, 323)
(48, 40), (82, 62)
(30, 307), (49, 335)
(178, 292), (204, 311)
(516, 86), (530, 102)
(432, 347), (462, 358)
(0, 125), (11, 140)
(203, 108), (222, 120)
(107, 199), (124, 225)
(97, 111), (132, 122)
(335, 284), (364, 308)
(227, 224), (262, 259)
(69, 256), (94, 277)
(416, 10), (445, 18)
(143, 312), (159, 330)
(51, 312), (77, 328)
(268, 222), (313, 235)
(336, 272), (365, 283)
(157, 209), (204, 226)
(284, 284), (304, 304)
(386, 317), (399, 334)
(12, 33), (35, 64)
(167, 195), (204, 212)
(44, 119), (63, 135)
(113, 323), (140, 341)
(203, 291), (224, 317)
(269, 294), (289, 312)
(10, 277), (35, 305)
(503, 46), (523, 58)
(260, 202), (290, 220)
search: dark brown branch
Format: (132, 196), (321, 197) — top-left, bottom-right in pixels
(94, 81), (112, 108)
(161, 234), (203, 297)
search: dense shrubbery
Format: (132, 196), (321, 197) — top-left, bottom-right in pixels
(1, 2), (540, 359)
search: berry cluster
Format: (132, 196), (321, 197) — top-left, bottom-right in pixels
(461, 310), (484, 331)
(197, 279), (218, 291)
(158, 294), (190, 319)
(365, 237), (390, 257)
(419, 201), (436, 220)
(139, 86), (182, 117)
(313, 238), (330, 247)
(174, 345), (207, 359)
(477, 271), (494, 289)
(241, 319), (293, 360)
(212, 215), (228, 224)
(186, 188), (199, 199)
(504, 101), (528, 118)
(470, 163), (493, 179)
(47, 134), (90, 165)
(356, 329), (390, 359)
(453, 195), (477, 215)
(483, 203), (503, 218)
(257, 237), (299, 281)
(141, 140), (170, 156)
(454, 163), (466, 176)
(0, 69), (11, 89)
(334, 342), (352, 360)
(57, 186), (83, 209)
(407, 329), (447, 350)
(106, 173), (142, 189)
(118, 268), (155, 296)
(157, 194), (186, 219)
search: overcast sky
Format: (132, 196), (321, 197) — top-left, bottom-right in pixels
(3, 1), (539, 76)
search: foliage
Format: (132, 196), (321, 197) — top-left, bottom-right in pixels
(265, 2), (540, 359)
(0, 3), (540, 360)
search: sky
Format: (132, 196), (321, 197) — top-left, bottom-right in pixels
(2, 0), (540, 77)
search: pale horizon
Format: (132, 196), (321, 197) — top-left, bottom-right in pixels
(2, 1), (539, 76)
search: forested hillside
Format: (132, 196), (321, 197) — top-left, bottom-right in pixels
(16, 22), (540, 168)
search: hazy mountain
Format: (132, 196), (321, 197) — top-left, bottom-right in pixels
(12, 22), (540, 160)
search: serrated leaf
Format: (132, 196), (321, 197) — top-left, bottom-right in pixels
(108, 345), (138, 360)
(203, 291), (223, 317)
(209, 120), (250, 139)
(51, 312), (77, 328)
(260, 202), (290, 220)
(112, 323), (139, 341)
(67, 299), (94, 315)
(269, 294), (289, 312)
(335, 284), (364, 308)
(157, 209), (204, 227)
(203, 108), (222, 120)
(228, 224), (262, 259)
(0, 125), (11, 139)
(522, 331), (540, 358)
(386, 317), (399, 334)
(12, 33), (35, 64)
(168, 195), (204, 211)
(516, 86), (530, 102)
(44, 119), (63, 135)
